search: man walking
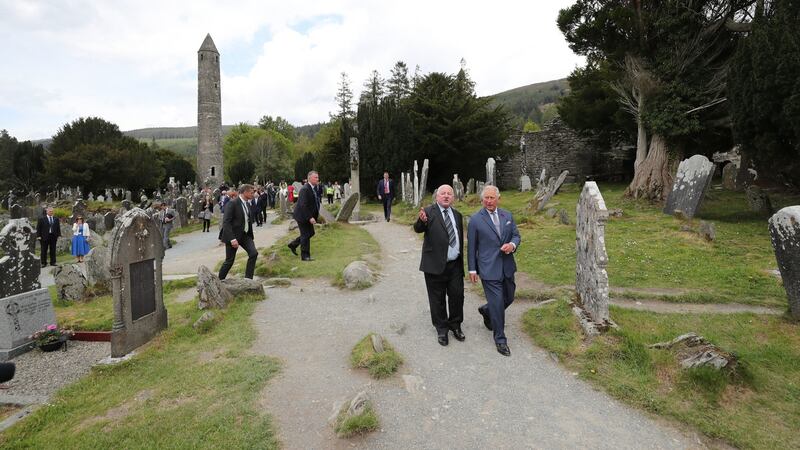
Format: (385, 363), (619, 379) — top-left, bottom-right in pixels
(413, 185), (465, 346)
(377, 171), (395, 222)
(160, 203), (175, 250)
(467, 185), (521, 356)
(288, 171), (320, 261)
(36, 207), (61, 266)
(219, 184), (258, 279)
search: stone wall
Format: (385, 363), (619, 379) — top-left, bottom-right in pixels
(496, 119), (632, 190)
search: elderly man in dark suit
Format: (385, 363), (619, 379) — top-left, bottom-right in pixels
(219, 184), (257, 280)
(36, 207), (61, 266)
(413, 184), (465, 346)
(376, 171), (395, 222)
(288, 171), (320, 261)
(468, 185), (521, 356)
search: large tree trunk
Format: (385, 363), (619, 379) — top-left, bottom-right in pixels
(634, 116), (647, 169)
(625, 134), (673, 202)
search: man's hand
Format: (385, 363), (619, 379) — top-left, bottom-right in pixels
(418, 208), (427, 223)
(309, 218), (316, 225)
(500, 243), (514, 254)
(469, 273), (479, 283)
(230, 239), (239, 249)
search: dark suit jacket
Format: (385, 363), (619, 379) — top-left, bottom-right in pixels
(377, 179), (395, 198)
(37, 215), (61, 240)
(413, 204), (464, 275)
(221, 197), (255, 244)
(293, 183), (320, 224)
(467, 207), (521, 281)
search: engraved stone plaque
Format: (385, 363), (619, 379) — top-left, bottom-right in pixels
(130, 259), (156, 321)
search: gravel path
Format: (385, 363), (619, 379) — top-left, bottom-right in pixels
(252, 221), (704, 449)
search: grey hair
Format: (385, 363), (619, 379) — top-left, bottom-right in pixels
(307, 170), (318, 179)
(238, 183), (255, 194)
(481, 184), (500, 198)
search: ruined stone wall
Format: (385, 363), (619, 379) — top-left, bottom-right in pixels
(496, 119), (631, 190)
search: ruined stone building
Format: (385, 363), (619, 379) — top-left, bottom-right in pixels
(496, 119), (633, 190)
(197, 34), (223, 186)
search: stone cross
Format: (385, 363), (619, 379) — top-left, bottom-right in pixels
(769, 206), (800, 319)
(663, 155), (715, 219)
(575, 182), (611, 333)
(349, 137), (360, 220)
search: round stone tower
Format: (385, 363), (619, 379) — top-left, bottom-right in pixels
(197, 34), (223, 187)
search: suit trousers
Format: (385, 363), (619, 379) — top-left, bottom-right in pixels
(480, 276), (516, 344)
(423, 260), (464, 333)
(289, 220), (315, 258)
(382, 195), (393, 220)
(40, 236), (57, 265)
(218, 236), (258, 279)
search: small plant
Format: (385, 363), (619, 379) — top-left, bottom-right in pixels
(30, 324), (73, 346)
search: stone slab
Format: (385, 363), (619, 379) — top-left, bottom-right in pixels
(575, 181), (611, 327)
(769, 206), (800, 319)
(0, 288), (56, 360)
(663, 155), (715, 218)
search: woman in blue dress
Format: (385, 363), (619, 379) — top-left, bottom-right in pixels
(71, 216), (91, 262)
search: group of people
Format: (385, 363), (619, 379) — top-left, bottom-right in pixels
(36, 207), (93, 265)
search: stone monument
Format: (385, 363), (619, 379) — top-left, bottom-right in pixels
(413, 160), (419, 206)
(663, 155), (715, 219)
(109, 208), (168, 357)
(486, 157), (496, 186)
(769, 206), (800, 319)
(337, 193), (360, 223)
(349, 137), (360, 220)
(574, 182), (612, 335)
(1, 289), (56, 360)
(197, 34), (223, 186)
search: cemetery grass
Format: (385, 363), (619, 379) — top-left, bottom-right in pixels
(1, 279), (281, 449)
(524, 300), (800, 449)
(495, 183), (800, 307)
(171, 217), (218, 237)
(225, 223), (380, 282)
(350, 334), (403, 379)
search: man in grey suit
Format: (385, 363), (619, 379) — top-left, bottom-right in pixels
(467, 185), (521, 356)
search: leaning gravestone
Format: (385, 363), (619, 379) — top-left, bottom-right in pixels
(0, 219), (41, 298)
(104, 211), (117, 231)
(532, 170), (569, 212)
(336, 192), (360, 223)
(574, 182), (612, 335)
(109, 208), (168, 357)
(0, 289), (56, 360)
(663, 155), (715, 219)
(175, 196), (188, 228)
(10, 204), (22, 219)
(769, 206), (800, 319)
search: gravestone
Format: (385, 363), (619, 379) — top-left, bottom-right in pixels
(663, 155), (715, 219)
(0, 289), (56, 360)
(104, 211), (117, 231)
(53, 264), (88, 301)
(121, 199), (132, 211)
(94, 213), (106, 235)
(336, 192), (360, 223)
(485, 158), (496, 186)
(125, 190), (132, 201)
(769, 206), (800, 319)
(342, 183), (351, 201)
(476, 181), (485, 197)
(575, 181), (612, 334)
(85, 215), (98, 232)
(72, 199), (87, 222)
(413, 160), (420, 206)
(10, 204), (22, 219)
(87, 192), (94, 202)
(721, 163), (738, 190)
(466, 178), (475, 195)
(97, 195), (105, 202)
(278, 191), (288, 218)
(418, 159), (429, 204)
(405, 173), (413, 203)
(85, 245), (111, 288)
(745, 185), (773, 215)
(452, 175), (465, 201)
(0, 219), (41, 298)
(531, 170), (569, 212)
(520, 175), (532, 192)
(349, 137), (360, 220)
(318, 205), (335, 224)
(109, 208), (168, 357)
(175, 197), (188, 228)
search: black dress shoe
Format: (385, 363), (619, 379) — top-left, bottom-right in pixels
(287, 243), (298, 255)
(451, 327), (465, 342)
(496, 343), (511, 356)
(437, 334), (449, 346)
(301, 257), (314, 261)
(478, 307), (492, 331)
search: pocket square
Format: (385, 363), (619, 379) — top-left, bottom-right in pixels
(505, 221), (511, 225)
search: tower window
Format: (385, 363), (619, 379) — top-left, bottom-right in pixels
(215, 56), (219, 62)
(211, 167), (215, 177)
(200, 54), (204, 60)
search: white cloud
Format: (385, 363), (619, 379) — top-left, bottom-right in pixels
(0, 0), (583, 140)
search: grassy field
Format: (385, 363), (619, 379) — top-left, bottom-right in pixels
(386, 183), (798, 307)
(524, 300), (800, 449)
(1, 278), (281, 449)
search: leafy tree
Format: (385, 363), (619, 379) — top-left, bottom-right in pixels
(155, 149), (196, 186)
(0, 130), (17, 193)
(228, 159), (255, 185)
(315, 119), (350, 183)
(386, 61), (411, 101)
(334, 72), (355, 121)
(523, 121), (541, 133)
(12, 140), (46, 192)
(257, 115), (296, 141)
(359, 70), (385, 105)
(223, 123), (293, 184)
(294, 152), (316, 182)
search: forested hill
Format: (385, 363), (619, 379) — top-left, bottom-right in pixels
(488, 78), (569, 127)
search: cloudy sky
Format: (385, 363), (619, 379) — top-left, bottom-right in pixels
(0, 0), (584, 141)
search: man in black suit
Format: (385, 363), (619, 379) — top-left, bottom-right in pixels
(376, 171), (395, 222)
(36, 207), (61, 266)
(413, 185), (465, 346)
(288, 171), (320, 261)
(218, 184), (258, 280)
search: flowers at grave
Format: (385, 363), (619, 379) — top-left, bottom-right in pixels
(30, 324), (74, 346)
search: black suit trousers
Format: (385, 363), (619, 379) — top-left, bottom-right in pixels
(218, 236), (258, 279)
(289, 220), (315, 258)
(40, 236), (57, 265)
(423, 260), (464, 332)
(382, 194), (393, 220)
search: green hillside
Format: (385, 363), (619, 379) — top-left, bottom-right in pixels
(488, 78), (570, 128)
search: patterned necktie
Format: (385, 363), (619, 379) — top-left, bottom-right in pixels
(491, 210), (501, 236)
(443, 208), (456, 247)
(243, 201), (249, 233)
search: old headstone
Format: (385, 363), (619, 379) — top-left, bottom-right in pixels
(745, 185), (773, 215)
(175, 196), (188, 228)
(0, 219), (41, 298)
(121, 199), (132, 211)
(769, 206), (800, 319)
(485, 157), (496, 186)
(418, 159), (429, 203)
(109, 208), (168, 357)
(85, 245), (111, 287)
(318, 206), (335, 224)
(85, 215), (98, 232)
(721, 163), (738, 190)
(53, 264), (88, 301)
(531, 170), (569, 212)
(97, 195), (105, 202)
(197, 264), (232, 309)
(9, 204), (22, 219)
(0, 288), (57, 360)
(698, 221), (716, 242)
(412, 160), (419, 206)
(466, 178), (475, 196)
(278, 190), (288, 218)
(125, 190), (132, 201)
(220, 277), (265, 298)
(72, 199), (87, 222)
(476, 181), (485, 197)
(574, 181), (612, 335)
(663, 155), (715, 219)
(104, 211), (117, 231)
(336, 192), (360, 223)
(558, 209), (570, 225)
(452, 175), (465, 201)
(520, 175), (532, 192)
(349, 137), (361, 220)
